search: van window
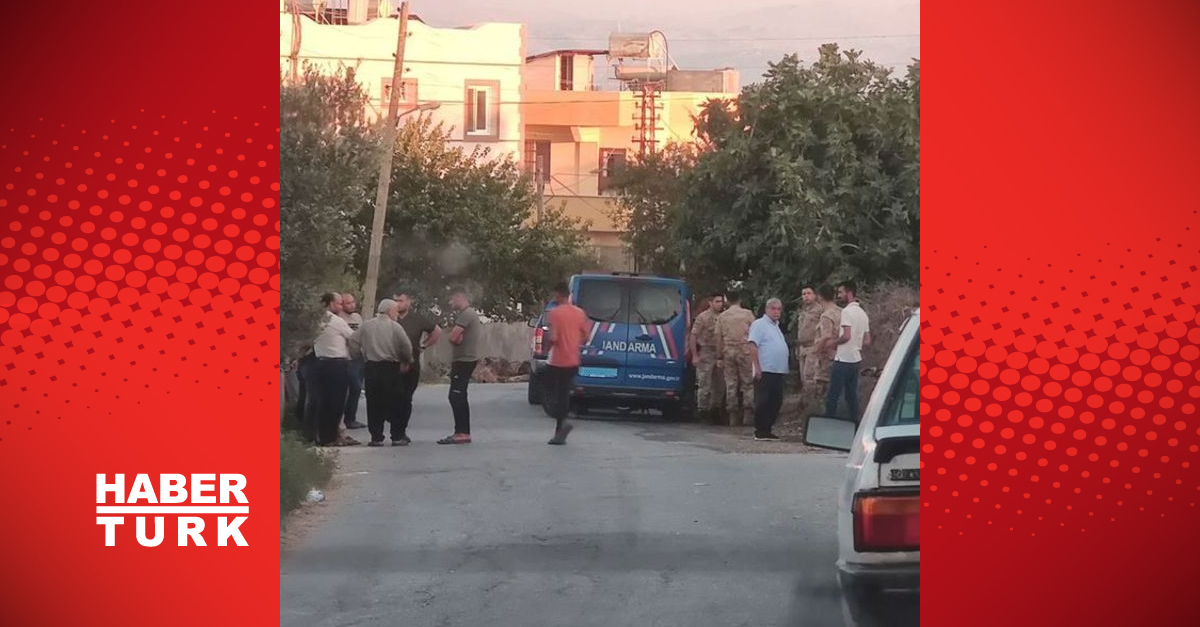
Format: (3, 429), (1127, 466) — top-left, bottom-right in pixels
(879, 344), (920, 427)
(631, 283), (681, 325)
(577, 280), (626, 322)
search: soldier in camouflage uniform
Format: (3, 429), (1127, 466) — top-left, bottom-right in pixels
(715, 292), (757, 427)
(689, 292), (725, 423)
(810, 284), (842, 407)
(795, 286), (823, 393)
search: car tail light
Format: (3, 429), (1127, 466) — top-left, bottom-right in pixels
(533, 327), (545, 355)
(664, 391), (676, 398)
(853, 493), (920, 552)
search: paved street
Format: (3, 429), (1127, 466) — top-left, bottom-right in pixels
(280, 383), (915, 627)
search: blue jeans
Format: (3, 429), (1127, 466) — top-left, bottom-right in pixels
(826, 361), (861, 422)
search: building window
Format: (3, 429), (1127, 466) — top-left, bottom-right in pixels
(559, 55), (575, 91)
(598, 148), (628, 193)
(380, 78), (418, 112)
(524, 141), (551, 183)
(464, 80), (501, 141)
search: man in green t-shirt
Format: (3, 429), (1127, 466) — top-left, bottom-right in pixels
(438, 287), (481, 445)
(392, 291), (443, 444)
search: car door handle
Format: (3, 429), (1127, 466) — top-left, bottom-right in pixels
(635, 334), (651, 341)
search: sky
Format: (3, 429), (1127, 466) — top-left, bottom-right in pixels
(411, 0), (920, 88)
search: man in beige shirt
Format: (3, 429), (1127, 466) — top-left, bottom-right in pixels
(312, 292), (355, 446)
(339, 292), (366, 431)
(350, 299), (414, 447)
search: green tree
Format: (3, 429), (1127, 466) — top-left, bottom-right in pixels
(355, 115), (592, 321)
(279, 67), (378, 359)
(610, 46), (919, 307)
(608, 143), (697, 276)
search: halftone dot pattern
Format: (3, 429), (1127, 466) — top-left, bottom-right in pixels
(0, 110), (280, 443)
(923, 233), (1200, 535)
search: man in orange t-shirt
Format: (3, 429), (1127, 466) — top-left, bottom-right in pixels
(544, 282), (591, 445)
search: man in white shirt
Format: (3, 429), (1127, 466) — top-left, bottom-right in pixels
(824, 280), (871, 423)
(339, 292), (366, 431)
(311, 292), (357, 446)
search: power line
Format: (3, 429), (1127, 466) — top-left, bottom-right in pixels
(548, 174), (617, 220)
(532, 33), (920, 43)
(286, 17), (918, 44)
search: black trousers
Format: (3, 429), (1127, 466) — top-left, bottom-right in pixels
(310, 358), (349, 445)
(344, 360), (364, 426)
(754, 372), (785, 437)
(448, 361), (478, 434)
(295, 353), (318, 440)
(826, 361), (862, 422)
(543, 365), (579, 429)
(364, 361), (404, 442)
(396, 361), (421, 439)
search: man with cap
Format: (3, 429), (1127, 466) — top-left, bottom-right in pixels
(349, 299), (414, 447)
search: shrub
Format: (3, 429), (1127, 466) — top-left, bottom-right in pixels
(280, 432), (336, 522)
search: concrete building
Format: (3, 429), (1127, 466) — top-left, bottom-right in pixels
(280, 6), (525, 161)
(280, 6), (740, 273)
(523, 47), (739, 271)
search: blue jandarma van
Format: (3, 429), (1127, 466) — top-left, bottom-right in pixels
(529, 273), (694, 419)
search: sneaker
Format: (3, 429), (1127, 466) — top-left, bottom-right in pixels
(754, 433), (781, 441)
(548, 422), (575, 445)
(437, 433), (472, 445)
(345, 421), (367, 430)
(367, 439), (386, 448)
(391, 437), (411, 447)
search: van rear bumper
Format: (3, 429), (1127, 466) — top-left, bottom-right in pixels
(573, 385), (681, 403)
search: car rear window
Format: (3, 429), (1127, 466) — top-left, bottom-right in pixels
(879, 343), (920, 427)
(577, 280), (626, 322)
(631, 283), (681, 325)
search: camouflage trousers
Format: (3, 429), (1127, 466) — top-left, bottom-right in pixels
(695, 352), (722, 412)
(722, 346), (755, 418)
(798, 344), (831, 408)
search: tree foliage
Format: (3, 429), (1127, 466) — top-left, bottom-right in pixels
(279, 67), (377, 359)
(608, 144), (696, 276)
(350, 115), (592, 322)
(613, 45), (920, 305)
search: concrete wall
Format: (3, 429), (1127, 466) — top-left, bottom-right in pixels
(666, 68), (740, 94)
(421, 321), (533, 371)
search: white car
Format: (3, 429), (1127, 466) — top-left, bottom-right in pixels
(805, 310), (920, 625)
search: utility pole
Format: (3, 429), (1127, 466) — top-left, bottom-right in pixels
(362, 1), (410, 313)
(288, 0), (302, 82)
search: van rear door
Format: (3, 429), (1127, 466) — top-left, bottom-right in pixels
(573, 276), (629, 388)
(624, 279), (687, 393)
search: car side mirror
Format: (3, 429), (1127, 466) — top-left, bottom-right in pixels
(527, 317), (538, 328)
(803, 415), (858, 452)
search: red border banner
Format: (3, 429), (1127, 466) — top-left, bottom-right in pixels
(0, 3), (280, 625)
(925, 0), (1200, 625)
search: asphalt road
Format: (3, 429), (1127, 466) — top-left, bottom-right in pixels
(280, 383), (916, 627)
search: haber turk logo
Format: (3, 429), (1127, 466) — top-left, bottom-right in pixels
(95, 474), (250, 547)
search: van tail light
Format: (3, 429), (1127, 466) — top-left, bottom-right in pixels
(533, 327), (545, 355)
(853, 492), (920, 552)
